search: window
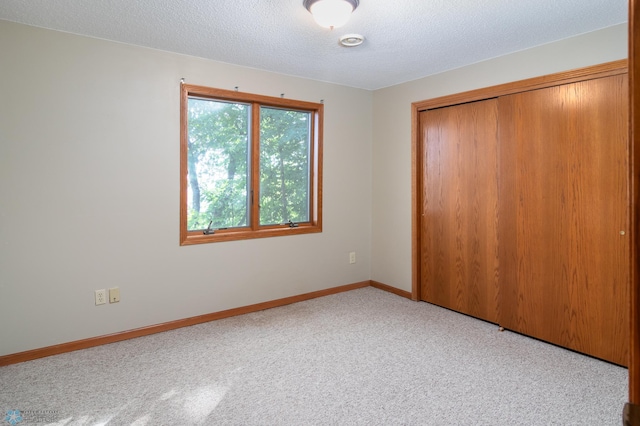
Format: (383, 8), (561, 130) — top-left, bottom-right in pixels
(180, 84), (323, 245)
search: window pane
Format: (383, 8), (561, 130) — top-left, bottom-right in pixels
(259, 107), (311, 225)
(187, 98), (250, 230)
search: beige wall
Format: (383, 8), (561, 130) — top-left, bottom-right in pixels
(0, 20), (373, 356)
(371, 23), (628, 292)
(0, 19), (629, 356)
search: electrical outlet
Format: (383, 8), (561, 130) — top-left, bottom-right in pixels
(109, 287), (120, 303)
(349, 252), (356, 264)
(95, 289), (106, 305)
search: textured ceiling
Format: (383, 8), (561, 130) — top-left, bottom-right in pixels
(0, 0), (628, 90)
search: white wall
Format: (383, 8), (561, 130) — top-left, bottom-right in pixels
(371, 24), (628, 292)
(0, 20), (373, 356)
(0, 19), (629, 357)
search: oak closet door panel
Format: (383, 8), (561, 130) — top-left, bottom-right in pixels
(498, 75), (629, 365)
(420, 99), (500, 323)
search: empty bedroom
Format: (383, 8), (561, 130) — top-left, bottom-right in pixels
(0, 0), (637, 425)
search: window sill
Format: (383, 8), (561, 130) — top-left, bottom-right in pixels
(180, 224), (322, 246)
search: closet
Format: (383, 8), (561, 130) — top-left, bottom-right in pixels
(415, 61), (629, 366)
(420, 99), (500, 324)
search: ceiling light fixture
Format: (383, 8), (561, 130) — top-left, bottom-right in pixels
(303, 0), (359, 30)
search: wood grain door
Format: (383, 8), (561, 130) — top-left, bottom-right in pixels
(420, 99), (500, 323)
(499, 75), (629, 366)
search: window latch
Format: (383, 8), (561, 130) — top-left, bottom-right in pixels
(288, 220), (299, 228)
(203, 221), (215, 235)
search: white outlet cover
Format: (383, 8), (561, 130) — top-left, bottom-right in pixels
(95, 289), (106, 305)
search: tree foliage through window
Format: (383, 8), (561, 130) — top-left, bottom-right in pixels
(259, 107), (310, 226)
(187, 98), (250, 230)
(180, 84), (322, 245)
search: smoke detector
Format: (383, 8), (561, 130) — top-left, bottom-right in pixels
(339, 34), (365, 47)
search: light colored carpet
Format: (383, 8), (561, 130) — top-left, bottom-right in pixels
(0, 287), (627, 425)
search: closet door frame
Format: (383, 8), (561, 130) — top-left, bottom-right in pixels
(411, 60), (628, 303)
(627, 0), (640, 420)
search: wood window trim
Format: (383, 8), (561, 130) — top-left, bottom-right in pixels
(410, 59), (628, 301)
(180, 84), (323, 246)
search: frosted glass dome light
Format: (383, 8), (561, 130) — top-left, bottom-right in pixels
(304, 0), (359, 29)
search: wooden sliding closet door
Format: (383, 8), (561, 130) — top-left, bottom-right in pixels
(420, 99), (500, 323)
(499, 75), (629, 365)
